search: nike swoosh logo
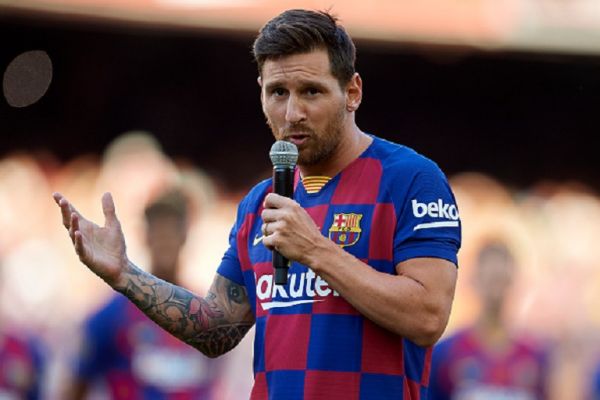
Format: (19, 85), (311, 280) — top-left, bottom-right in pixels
(253, 234), (264, 246)
(253, 225), (321, 246)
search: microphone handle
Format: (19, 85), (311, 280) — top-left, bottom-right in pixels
(272, 165), (294, 284)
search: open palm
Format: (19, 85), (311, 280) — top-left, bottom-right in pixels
(53, 192), (128, 285)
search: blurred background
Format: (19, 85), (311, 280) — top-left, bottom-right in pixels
(1, 0), (600, 398)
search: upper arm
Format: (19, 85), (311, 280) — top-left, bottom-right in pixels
(395, 257), (457, 331)
(208, 273), (255, 327)
(390, 156), (461, 267)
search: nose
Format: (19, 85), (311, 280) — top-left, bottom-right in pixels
(285, 94), (306, 124)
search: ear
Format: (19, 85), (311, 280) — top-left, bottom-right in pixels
(345, 72), (363, 112)
(257, 75), (266, 106)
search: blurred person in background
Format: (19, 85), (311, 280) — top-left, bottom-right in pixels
(588, 351), (600, 399)
(429, 241), (549, 399)
(0, 264), (46, 400)
(54, 8), (461, 399)
(66, 188), (221, 399)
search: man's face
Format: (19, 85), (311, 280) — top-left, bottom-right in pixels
(259, 49), (348, 166)
(474, 250), (515, 309)
(146, 214), (187, 281)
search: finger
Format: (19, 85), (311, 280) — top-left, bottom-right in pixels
(101, 192), (119, 228)
(263, 193), (295, 209)
(54, 193), (80, 229)
(261, 208), (285, 223)
(59, 197), (73, 228)
(52, 192), (62, 206)
(262, 232), (276, 251)
(264, 220), (286, 237)
(71, 212), (80, 233)
(69, 213), (79, 243)
(73, 231), (87, 260)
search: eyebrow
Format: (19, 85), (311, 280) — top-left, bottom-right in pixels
(264, 79), (328, 93)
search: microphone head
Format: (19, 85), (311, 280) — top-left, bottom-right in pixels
(269, 140), (298, 168)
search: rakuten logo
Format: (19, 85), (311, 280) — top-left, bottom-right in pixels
(411, 199), (460, 231)
(256, 270), (339, 310)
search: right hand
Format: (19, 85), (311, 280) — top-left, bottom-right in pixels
(53, 192), (128, 287)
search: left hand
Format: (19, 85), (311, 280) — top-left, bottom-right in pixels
(261, 193), (326, 265)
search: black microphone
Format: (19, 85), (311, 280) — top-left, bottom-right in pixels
(269, 140), (299, 285)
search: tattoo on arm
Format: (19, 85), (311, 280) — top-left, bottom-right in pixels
(117, 261), (254, 358)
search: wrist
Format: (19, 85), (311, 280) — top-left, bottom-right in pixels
(108, 258), (134, 292)
(304, 235), (341, 273)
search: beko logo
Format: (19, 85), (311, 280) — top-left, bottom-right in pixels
(411, 199), (460, 231)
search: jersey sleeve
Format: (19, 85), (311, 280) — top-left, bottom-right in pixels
(217, 180), (271, 286)
(216, 194), (250, 286)
(392, 157), (461, 266)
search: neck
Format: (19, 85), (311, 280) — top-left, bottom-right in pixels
(473, 304), (509, 346)
(152, 264), (179, 285)
(298, 123), (371, 177)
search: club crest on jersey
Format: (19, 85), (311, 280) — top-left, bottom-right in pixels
(329, 213), (363, 247)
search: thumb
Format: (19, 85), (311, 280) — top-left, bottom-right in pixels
(102, 192), (119, 228)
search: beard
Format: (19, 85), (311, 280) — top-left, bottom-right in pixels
(267, 104), (346, 167)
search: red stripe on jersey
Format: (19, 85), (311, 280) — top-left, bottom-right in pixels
(421, 346), (433, 386)
(265, 314), (311, 371)
(404, 377), (421, 400)
(294, 168), (301, 191)
(312, 293), (360, 315)
(304, 371), (360, 400)
(369, 203), (396, 260)
(361, 319), (404, 375)
(305, 204), (329, 231)
(250, 372), (268, 400)
(237, 213), (256, 272)
(331, 158), (382, 205)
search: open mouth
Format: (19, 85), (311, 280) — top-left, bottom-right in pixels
(286, 133), (310, 146)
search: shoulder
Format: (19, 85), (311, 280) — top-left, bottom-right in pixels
(367, 135), (447, 185)
(365, 136), (448, 195)
(367, 135), (454, 202)
(237, 178), (272, 215)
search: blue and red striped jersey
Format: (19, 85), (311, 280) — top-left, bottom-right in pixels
(73, 294), (221, 399)
(0, 329), (44, 400)
(591, 361), (600, 398)
(218, 135), (462, 399)
(429, 327), (549, 400)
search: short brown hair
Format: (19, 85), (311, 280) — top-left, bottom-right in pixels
(252, 9), (356, 87)
(144, 188), (189, 225)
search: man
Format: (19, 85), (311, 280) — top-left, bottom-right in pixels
(54, 9), (461, 399)
(591, 362), (600, 398)
(429, 241), (549, 399)
(67, 188), (221, 399)
(0, 262), (45, 399)
(0, 326), (44, 399)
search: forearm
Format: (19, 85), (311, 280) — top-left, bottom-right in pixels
(114, 261), (254, 357)
(307, 240), (455, 347)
